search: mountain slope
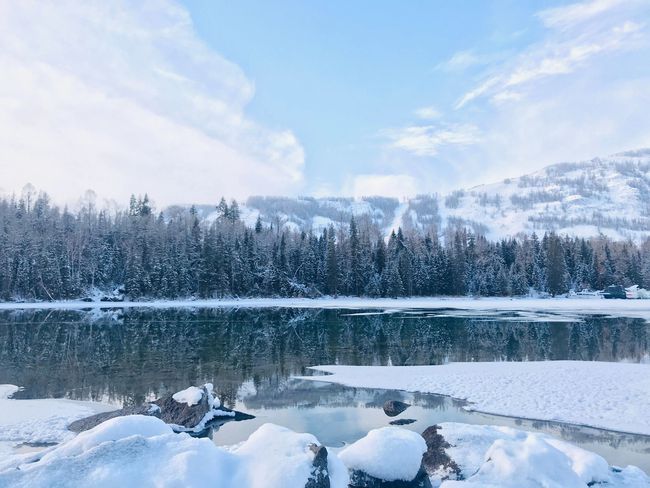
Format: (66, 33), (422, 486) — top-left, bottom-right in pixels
(174, 148), (650, 241)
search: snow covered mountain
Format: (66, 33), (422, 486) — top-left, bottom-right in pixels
(174, 149), (650, 241)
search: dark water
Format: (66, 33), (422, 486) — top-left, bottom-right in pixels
(0, 307), (649, 470)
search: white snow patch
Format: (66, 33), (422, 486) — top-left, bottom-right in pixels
(300, 361), (650, 435)
(338, 427), (426, 481)
(172, 386), (204, 407)
(0, 384), (20, 399)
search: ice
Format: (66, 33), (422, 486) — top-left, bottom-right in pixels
(338, 426), (426, 482)
(172, 386), (204, 407)
(300, 361), (650, 435)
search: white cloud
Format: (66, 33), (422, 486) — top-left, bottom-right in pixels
(456, 1), (648, 108)
(351, 174), (419, 198)
(385, 123), (481, 157)
(414, 106), (442, 120)
(436, 50), (480, 72)
(0, 0), (305, 206)
(537, 0), (628, 29)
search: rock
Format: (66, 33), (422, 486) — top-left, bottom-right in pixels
(383, 400), (410, 417)
(421, 425), (461, 480)
(305, 443), (330, 488)
(347, 467), (432, 488)
(389, 419), (416, 426)
(153, 385), (212, 429)
(68, 404), (159, 433)
(68, 384), (255, 435)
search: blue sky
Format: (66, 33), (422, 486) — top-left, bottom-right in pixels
(183, 0), (552, 195)
(1, 0), (649, 205)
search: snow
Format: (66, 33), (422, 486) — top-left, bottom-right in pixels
(338, 426), (426, 481)
(4, 296), (650, 322)
(299, 361), (650, 435)
(234, 423), (349, 488)
(0, 397), (646, 487)
(0, 417), (349, 488)
(0, 384), (20, 399)
(172, 386), (204, 407)
(433, 423), (649, 488)
(0, 385), (117, 469)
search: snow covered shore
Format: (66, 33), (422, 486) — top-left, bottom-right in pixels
(2, 296), (650, 320)
(0, 385), (116, 468)
(300, 361), (650, 436)
(0, 414), (646, 487)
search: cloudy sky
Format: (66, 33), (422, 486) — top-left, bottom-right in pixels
(1, 0), (649, 206)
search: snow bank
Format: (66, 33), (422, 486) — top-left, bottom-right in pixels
(0, 416), (349, 488)
(300, 361), (650, 435)
(0, 384), (20, 399)
(434, 423), (649, 488)
(172, 386), (204, 407)
(338, 426), (426, 481)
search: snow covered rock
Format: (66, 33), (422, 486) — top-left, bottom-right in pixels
(68, 383), (253, 435)
(68, 404), (159, 433)
(233, 423), (349, 488)
(339, 427), (431, 487)
(154, 384), (214, 429)
(0, 417), (349, 488)
(432, 423), (650, 488)
(383, 400), (410, 417)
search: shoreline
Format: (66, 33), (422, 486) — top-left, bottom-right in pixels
(1, 296), (650, 320)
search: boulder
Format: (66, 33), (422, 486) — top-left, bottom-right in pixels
(339, 427), (431, 488)
(383, 400), (410, 417)
(68, 384), (254, 435)
(420, 425), (461, 480)
(389, 419), (416, 426)
(347, 467), (432, 488)
(153, 385), (212, 429)
(68, 404), (159, 433)
(305, 443), (330, 488)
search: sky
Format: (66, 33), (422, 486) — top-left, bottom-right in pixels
(0, 0), (649, 207)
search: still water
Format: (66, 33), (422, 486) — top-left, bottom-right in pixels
(1, 307), (649, 470)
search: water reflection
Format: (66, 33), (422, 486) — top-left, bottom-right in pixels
(0, 308), (647, 405)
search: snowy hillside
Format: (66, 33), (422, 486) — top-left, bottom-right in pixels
(173, 149), (650, 241)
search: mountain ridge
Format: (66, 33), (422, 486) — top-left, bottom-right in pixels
(171, 148), (650, 242)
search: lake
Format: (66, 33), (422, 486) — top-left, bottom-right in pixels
(1, 307), (649, 470)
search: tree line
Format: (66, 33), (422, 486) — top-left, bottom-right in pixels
(0, 191), (649, 301)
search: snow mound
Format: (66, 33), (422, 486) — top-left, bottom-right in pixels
(172, 386), (204, 407)
(434, 423), (648, 488)
(338, 426), (426, 482)
(235, 423), (349, 488)
(0, 417), (349, 488)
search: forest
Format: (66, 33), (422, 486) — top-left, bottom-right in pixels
(0, 191), (648, 301)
